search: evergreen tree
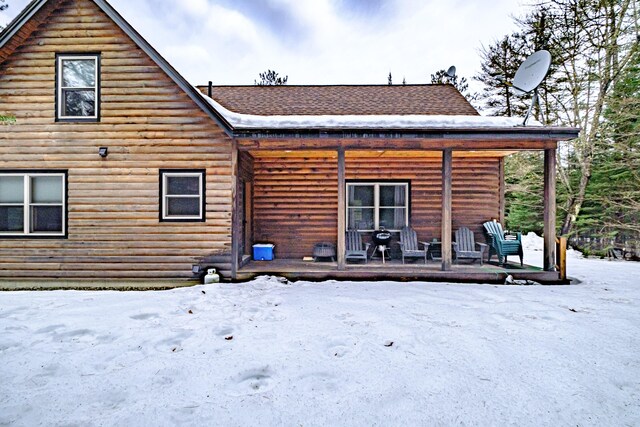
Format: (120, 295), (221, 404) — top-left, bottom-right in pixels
(430, 69), (469, 93)
(475, 36), (527, 117)
(388, 72), (392, 85)
(504, 152), (545, 233)
(577, 50), (640, 253)
(430, 68), (478, 105)
(0, 0), (8, 30)
(255, 69), (288, 86)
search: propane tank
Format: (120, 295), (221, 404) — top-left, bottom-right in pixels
(204, 268), (220, 284)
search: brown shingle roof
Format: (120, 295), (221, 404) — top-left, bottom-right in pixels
(196, 84), (479, 116)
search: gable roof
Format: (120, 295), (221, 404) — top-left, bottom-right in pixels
(196, 84), (480, 117)
(1, 0), (579, 141)
(0, 0), (232, 135)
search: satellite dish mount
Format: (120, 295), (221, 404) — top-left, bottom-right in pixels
(511, 50), (551, 126)
(524, 88), (540, 126)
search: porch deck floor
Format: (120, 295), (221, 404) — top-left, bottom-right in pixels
(237, 258), (560, 283)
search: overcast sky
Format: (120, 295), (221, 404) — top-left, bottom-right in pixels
(1, 0), (529, 92)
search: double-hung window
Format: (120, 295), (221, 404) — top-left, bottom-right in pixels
(347, 182), (409, 231)
(0, 172), (66, 236)
(56, 54), (99, 120)
(160, 170), (205, 221)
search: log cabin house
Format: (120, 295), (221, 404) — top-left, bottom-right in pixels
(0, 0), (579, 286)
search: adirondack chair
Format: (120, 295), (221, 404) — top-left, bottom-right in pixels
(345, 230), (371, 263)
(398, 226), (429, 264)
(453, 226), (488, 265)
(482, 220), (523, 266)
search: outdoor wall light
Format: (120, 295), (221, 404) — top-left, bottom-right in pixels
(98, 147), (108, 157)
(192, 264), (201, 274)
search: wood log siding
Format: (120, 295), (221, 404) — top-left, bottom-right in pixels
(0, 0), (234, 280)
(252, 154), (500, 260)
(253, 155), (338, 260)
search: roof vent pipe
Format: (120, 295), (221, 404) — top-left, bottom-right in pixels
(208, 81), (212, 98)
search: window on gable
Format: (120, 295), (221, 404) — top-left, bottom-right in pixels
(160, 170), (206, 221)
(57, 54), (99, 120)
(0, 172), (66, 237)
(347, 182), (408, 231)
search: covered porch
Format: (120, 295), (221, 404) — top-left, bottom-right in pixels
(230, 132), (570, 283)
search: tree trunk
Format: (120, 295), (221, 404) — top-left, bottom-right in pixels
(561, 158), (592, 236)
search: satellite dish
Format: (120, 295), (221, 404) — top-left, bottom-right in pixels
(513, 50), (551, 93)
(512, 50), (551, 93)
(445, 66), (456, 78)
(511, 50), (552, 125)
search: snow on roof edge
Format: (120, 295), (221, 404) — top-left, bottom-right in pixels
(197, 89), (543, 130)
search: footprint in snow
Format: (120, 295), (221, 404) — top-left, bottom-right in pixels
(294, 372), (339, 393)
(52, 328), (97, 346)
(129, 313), (159, 320)
(34, 324), (66, 334)
(333, 312), (353, 320)
(0, 339), (22, 352)
(153, 330), (194, 352)
(213, 324), (235, 337)
(260, 296), (284, 307)
(227, 366), (275, 396)
(324, 337), (360, 359)
(333, 312), (357, 326)
(242, 305), (286, 322)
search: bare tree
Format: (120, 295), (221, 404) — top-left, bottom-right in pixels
(476, 0), (639, 237)
(544, 0), (639, 235)
(255, 69), (288, 86)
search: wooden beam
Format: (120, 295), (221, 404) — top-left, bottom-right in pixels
(249, 149), (516, 159)
(230, 140), (239, 279)
(499, 157), (505, 225)
(337, 148), (346, 270)
(556, 236), (567, 280)
(543, 148), (557, 271)
(441, 149), (452, 271)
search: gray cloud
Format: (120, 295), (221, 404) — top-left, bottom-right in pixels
(336, 0), (389, 16)
(215, 0), (310, 47)
(1, 0), (529, 91)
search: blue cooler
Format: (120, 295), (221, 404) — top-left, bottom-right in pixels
(253, 243), (275, 261)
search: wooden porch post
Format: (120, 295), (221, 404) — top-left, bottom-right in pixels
(230, 141), (239, 279)
(499, 157), (505, 226)
(543, 148), (557, 271)
(337, 148), (346, 270)
(441, 149), (452, 271)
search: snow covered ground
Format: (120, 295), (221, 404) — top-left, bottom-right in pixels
(1, 235), (639, 426)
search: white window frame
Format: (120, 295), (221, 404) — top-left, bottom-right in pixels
(161, 172), (204, 221)
(346, 182), (409, 232)
(57, 54), (99, 120)
(0, 172), (66, 237)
